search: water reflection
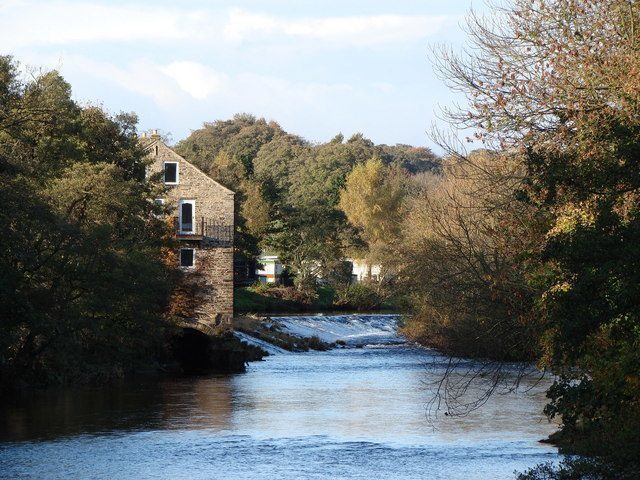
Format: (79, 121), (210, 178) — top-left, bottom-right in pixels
(0, 347), (555, 444)
(0, 376), (239, 442)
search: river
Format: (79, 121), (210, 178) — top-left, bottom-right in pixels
(0, 314), (559, 479)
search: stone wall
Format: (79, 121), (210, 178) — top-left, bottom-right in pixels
(193, 247), (234, 326)
(147, 141), (234, 225)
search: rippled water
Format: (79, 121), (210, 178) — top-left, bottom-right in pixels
(0, 315), (559, 479)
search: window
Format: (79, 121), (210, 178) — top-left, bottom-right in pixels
(178, 200), (195, 233)
(180, 248), (195, 268)
(164, 162), (178, 184)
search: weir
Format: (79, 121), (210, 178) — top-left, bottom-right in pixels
(238, 314), (403, 349)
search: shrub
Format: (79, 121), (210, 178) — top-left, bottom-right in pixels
(334, 283), (382, 311)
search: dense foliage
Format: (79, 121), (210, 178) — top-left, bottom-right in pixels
(402, 0), (640, 476)
(0, 57), (173, 388)
(176, 114), (440, 290)
(399, 151), (544, 361)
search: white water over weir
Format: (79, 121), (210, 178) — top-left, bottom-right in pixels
(239, 314), (404, 349)
(276, 313), (403, 346)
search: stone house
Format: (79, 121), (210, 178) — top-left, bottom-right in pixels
(143, 131), (235, 330)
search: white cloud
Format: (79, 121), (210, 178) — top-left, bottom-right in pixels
(223, 9), (449, 45)
(0, 1), (208, 49)
(55, 56), (350, 113)
(229, 72), (354, 112)
(161, 62), (228, 100)
(52, 55), (355, 116)
(58, 56), (182, 107)
(0, 1), (450, 50)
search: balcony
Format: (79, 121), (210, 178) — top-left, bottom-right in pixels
(172, 217), (233, 246)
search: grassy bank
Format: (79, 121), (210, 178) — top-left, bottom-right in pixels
(235, 284), (404, 315)
(234, 285), (335, 314)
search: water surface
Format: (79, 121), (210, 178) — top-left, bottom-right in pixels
(0, 315), (559, 479)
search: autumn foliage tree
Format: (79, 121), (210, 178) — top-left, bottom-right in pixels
(400, 150), (544, 361)
(433, 0), (640, 473)
(339, 157), (407, 278)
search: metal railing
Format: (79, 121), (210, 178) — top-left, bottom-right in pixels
(172, 217), (233, 246)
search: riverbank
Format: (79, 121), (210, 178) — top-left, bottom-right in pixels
(235, 286), (335, 313)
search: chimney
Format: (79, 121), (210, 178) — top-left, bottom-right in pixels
(151, 129), (160, 139)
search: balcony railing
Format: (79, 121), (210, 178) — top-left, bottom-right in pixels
(172, 217), (233, 246)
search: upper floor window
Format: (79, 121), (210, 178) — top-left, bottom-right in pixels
(164, 162), (179, 184)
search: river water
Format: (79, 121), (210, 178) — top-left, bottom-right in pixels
(0, 314), (559, 479)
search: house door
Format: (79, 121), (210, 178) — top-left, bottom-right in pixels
(179, 200), (195, 233)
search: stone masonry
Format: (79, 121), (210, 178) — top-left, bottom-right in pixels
(144, 132), (235, 329)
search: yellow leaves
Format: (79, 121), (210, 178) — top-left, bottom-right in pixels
(338, 157), (406, 246)
(547, 202), (596, 237)
(545, 280), (572, 299)
(537, 327), (560, 370)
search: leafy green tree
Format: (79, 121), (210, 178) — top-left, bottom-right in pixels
(253, 133), (308, 203)
(0, 57), (172, 388)
(241, 180), (271, 237)
(175, 114), (285, 176)
(378, 144), (441, 174)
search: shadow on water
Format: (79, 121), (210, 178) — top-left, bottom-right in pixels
(0, 375), (237, 442)
(171, 328), (217, 374)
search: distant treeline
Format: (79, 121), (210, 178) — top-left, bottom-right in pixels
(174, 114), (440, 290)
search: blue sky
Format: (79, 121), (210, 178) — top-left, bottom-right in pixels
(1, 0), (489, 150)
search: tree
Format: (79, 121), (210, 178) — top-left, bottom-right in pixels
(338, 157), (408, 295)
(435, 0), (640, 471)
(399, 150), (543, 362)
(253, 134), (308, 203)
(0, 57), (173, 389)
(241, 180), (271, 237)
(339, 157), (407, 260)
(377, 144), (441, 174)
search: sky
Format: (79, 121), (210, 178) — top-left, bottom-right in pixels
(0, 0), (490, 150)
